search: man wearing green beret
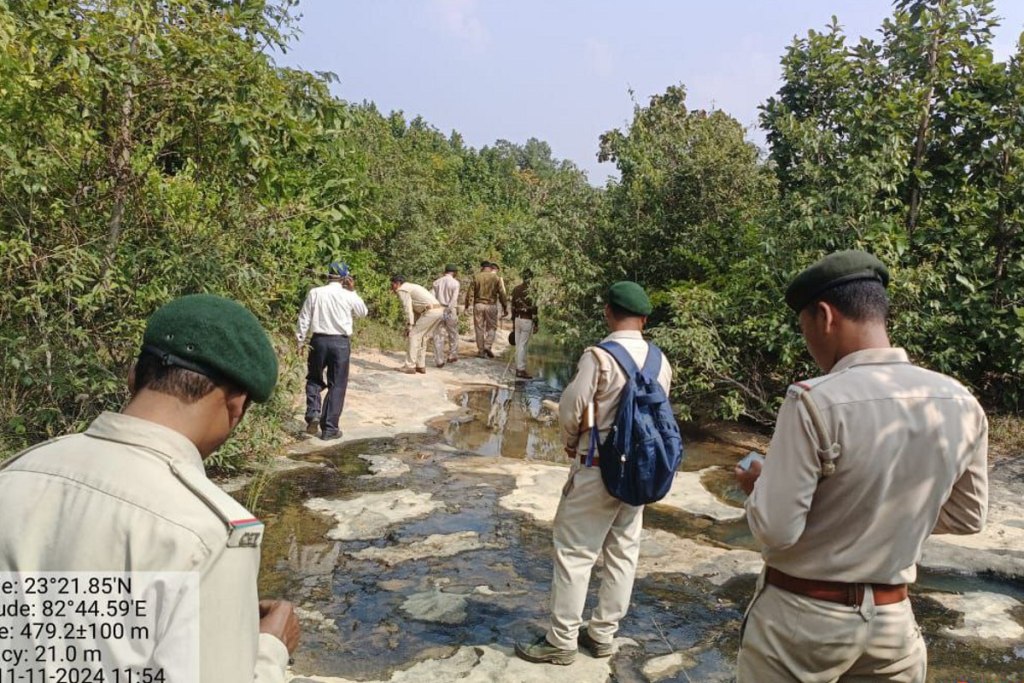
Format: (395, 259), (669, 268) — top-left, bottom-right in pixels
(516, 281), (672, 665)
(0, 294), (299, 683)
(431, 263), (462, 367)
(733, 250), (988, 682)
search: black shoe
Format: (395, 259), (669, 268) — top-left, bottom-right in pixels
(320, 430), (342, 441)
(514, 634), (576, 665)
(516, 370), (533, 380)
(578, 628), (613, 658)
(484, 349), (496, 358)
(305, 420), (319, 436)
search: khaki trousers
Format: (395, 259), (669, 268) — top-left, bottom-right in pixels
(473, 302), (499, 351)
(433, 309), (459, 365)
(514, 317), (533, 371)
(738, 580), (926, 683)
(545, 465), (643, 650)
(405, 308), (444, 369)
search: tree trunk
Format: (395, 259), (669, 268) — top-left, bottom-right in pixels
(905, 8), (943, 235)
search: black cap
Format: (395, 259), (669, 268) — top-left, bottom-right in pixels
(785, 250), (890, 312)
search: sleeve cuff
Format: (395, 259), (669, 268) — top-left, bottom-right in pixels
(255, 633), (290, 680)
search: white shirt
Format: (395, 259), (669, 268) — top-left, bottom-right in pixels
(432, 273), (461, 313)
(296, 281), (368, 341)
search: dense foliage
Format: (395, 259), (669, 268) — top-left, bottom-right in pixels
(1, 0), (1020, 463)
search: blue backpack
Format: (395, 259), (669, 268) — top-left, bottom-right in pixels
(584, 341), (684, 505)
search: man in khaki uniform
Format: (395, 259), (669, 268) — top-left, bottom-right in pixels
(431, 264), (461, 367)
(0, 294), (299, 682)
(391, 275), (445, 373)
(734, 250), (988, 682)
(516, 281), (671, 666)
(465, 261), (508, 358)
(510, 269), (539, 379)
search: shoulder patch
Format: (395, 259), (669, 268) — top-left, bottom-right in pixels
(226, 518), (264, 549)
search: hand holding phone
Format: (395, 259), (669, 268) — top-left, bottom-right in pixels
(737, 451), (765, 471)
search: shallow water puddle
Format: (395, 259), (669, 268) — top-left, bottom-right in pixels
(251, 385), (1024, 682)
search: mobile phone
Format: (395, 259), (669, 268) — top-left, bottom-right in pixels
(737, 451), (765, 471)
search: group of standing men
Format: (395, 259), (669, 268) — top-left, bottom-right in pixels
(298, 260), (539, 440)
(0, 249), (989, 683)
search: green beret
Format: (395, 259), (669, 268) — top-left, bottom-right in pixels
(606, 281), (652, 316)
(143, 294), (278, 402)
(785, 250), (890, 312)
(444, 263), (458, 273)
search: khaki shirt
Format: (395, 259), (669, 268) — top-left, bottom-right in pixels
(396, 282), (441, 325)
(510, 282), (538, 321)
(0, 412), (288, 683)
(431, 274), (461, 314)
(559, 330), (673, 454)
(746, 348), (988, 584)
(467, 271), (508, 309)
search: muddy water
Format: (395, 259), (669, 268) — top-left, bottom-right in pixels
(252, 366), (1024, 681)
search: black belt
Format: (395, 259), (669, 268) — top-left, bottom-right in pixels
(312, 333), (348, 338)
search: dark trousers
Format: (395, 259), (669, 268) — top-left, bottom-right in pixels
(305, 334), (351, 436)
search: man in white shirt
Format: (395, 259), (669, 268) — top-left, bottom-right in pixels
(432, 264), (461, 367)
(296, 262), (368, 440)
(391, 275), (444, 373)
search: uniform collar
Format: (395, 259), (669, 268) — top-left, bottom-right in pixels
(829, 347), (910, 374)
(603, 330), (644, 342)
(84, 412), (205, 472)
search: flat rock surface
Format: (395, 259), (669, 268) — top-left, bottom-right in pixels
(659, 469), (745, 521)
(289, 643), (619, 683)
(349, 531), (501, 566)
(638, 530), (763, 584)
(305, 491), (443, 541)
(929, 591), (1024, 641)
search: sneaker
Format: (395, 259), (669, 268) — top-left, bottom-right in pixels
(415, 367), (426, 374)
(320, 430), (343, 441)
(578, 628), (613, 658)
(447, 357), (458, 364)
(514, 634), (575, 666)
(484, 349), (496, 358)
(305, 420), (320, 436)
(515, 370), (533, 380)
(436, 362), (446, 369)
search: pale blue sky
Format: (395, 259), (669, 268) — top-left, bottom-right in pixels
(274, 1), (1024, 184)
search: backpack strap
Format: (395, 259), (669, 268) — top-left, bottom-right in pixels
(596, 341), (640, 377)
(640, 342), (663, 380)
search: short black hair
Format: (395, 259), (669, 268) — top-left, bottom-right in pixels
(607, 302), (639, 320)
(815, 279), (889, 322)
(480, 261), (490, 268)
(390, 274), (406, 285)
(133, 350), (219, 403)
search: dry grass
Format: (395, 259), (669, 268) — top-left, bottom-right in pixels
(988, 413), (1024, 461)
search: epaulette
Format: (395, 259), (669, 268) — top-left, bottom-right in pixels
(166, 461), (265, 549)
(786, 379), (841, 478)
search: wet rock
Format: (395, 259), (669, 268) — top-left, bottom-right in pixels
(350, 531), (502, 566)
(442, 458), (566, 523)
(290, 642), (618, 683)
(295, 606), (339, 633)
(286, 539), (341, 576)
(643, 651), (697, 681)
(305, 491), (443, 541)
(638, 530), (762, 584)
(658, 469), (745, 521)
(401, 587), (468, 625)
(929, 591), (1024, 641)
(358, 454), (411, 478)
(921, 485), (1024, 578)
